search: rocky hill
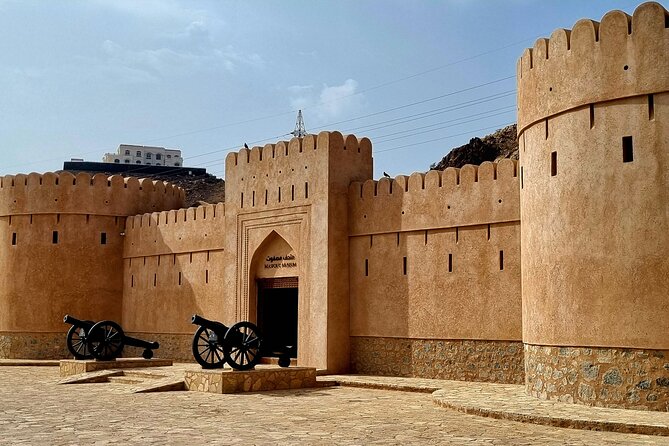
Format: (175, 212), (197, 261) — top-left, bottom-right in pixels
(430, 124), (518, 170)
(165, 174), (225, 208)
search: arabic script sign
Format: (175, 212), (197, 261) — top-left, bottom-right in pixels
(264, 254), (297, 269)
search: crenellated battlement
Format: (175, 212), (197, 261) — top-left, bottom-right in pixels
(0, 171), (185, 217)
(349, 159), (519, 236)
(224, 131), (373, 210)
(517, 1), (669, 133)
(224, 132), (372, 171)
(123, 202), (225, 258)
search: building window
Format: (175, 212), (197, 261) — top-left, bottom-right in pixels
(114, 159), (120, 163)
(156, 154), (162, 160)
(125, 159), (130, 164)
(623, 136), (634, 162)
(174, 162), (180, 166)
(146, 162), (151, 165)
(166, 154), (172, 158)
(146, 153), (152, 159)
(136, 151), (142, 157)
(125, 150), (130, 155)
(136, 160), (141, 164)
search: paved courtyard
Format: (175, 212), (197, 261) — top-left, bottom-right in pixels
(0, 366), (667, 445)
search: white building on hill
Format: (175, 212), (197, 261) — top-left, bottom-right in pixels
(102, 144), (183, 167)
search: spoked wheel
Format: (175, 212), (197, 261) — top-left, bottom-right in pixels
(192, 326), (225, 369)
(223, 321), (262, 371)
(66, 321), (94, 359)
(87, 320), (125, 361)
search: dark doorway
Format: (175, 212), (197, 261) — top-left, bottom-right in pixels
(257, 278), (298, 358)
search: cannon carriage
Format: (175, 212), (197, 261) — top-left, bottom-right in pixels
(63, 315), (159, 361)
(191, 314), (293, 370)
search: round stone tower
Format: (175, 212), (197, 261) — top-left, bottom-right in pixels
(0, 172), (184, 359)
(517, 2), (669, 410)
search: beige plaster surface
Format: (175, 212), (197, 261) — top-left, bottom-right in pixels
(520, 92), (669, 349)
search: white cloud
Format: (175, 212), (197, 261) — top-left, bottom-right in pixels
(90, 0), (201, 20)
(98, 19), (264, 81)
(290, 79), (365, 122)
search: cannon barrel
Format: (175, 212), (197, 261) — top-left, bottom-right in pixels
(123, 336), (159, 350)
(191, 314), (229, 334)
(63, 315), (94, 330)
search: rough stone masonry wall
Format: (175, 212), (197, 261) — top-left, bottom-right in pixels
(525, 344), (669, 411)
(351, 337), (524, 384)
(0, 333), (68, 360)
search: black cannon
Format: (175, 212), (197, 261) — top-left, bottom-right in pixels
(191, 314), (292, 370)
(63, 315), (159, 361)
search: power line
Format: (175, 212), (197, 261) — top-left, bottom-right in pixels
(370, 108), (516, 143)
(134, 38), (532, 144)
(341, 91), (515, 134)
(373, 122), (515, 154)
(5, 81), (516, 176)
(309, 76), (514, 132)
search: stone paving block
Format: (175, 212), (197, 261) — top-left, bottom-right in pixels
(59, 358), (173, 377)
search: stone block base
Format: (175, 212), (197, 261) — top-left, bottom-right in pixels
(60, 358), (173, 377)
(525, 344), (669, 411)
(0, 332), (68, 359)
(184, 367), (317, 394)
(350, 337), (524, 384)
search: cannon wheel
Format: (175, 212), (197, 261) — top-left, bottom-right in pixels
(66, 320), (94, 360)
(87, 320), (125, 361)
(223, 321), (261, 371)
(142, 349), (154, 360)
(192, 326), (225, 369)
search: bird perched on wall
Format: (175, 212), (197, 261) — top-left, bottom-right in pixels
(244, 143), (249, 149)
(383, 172), (391, 178)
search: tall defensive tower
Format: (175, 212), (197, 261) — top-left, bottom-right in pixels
(0, 172), (184, 358)
(517, 2), (669, 410)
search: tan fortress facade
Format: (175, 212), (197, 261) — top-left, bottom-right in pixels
(0, 2), (667, 411)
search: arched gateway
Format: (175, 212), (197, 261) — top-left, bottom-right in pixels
(250, 231), (299, 359)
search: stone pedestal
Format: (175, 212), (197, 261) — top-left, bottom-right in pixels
(184, 367), (317, 394)
(59, 358), (173, 377)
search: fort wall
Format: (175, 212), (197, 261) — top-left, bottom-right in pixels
(349, 160), (523, 383)
(0, 172), (184, 358)
(518, 2), (669, 409)
(120, 204), (227, 360)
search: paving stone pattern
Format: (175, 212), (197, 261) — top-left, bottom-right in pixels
(351, 336), (524, 384)
(525, 344), (669, 411)
(0, 366), (666, 445)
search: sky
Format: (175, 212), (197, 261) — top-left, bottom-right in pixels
(0, 0), (650, 179)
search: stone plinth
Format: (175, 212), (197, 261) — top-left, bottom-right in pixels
(59, 358), (173, 377)
(184, 367), (317, 394)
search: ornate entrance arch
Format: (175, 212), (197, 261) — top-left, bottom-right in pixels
(249, 231), (299, 358)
